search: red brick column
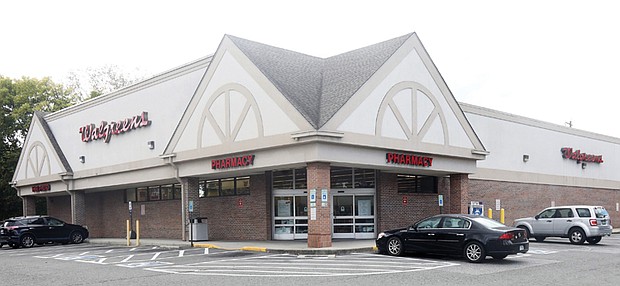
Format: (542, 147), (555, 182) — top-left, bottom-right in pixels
(22, 196), (36, 216)
(306, 162), (332, 248)
(71, 190), (86, 225)
(181, 177), (199, 241)
(450, 174), (469, 214)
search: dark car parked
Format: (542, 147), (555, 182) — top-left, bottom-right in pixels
(0, 216), (89, 248)
(376, 214), (529, 263)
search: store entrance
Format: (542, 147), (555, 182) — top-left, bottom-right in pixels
(273, 191), (308, 240)
(332, 190), (375, 239)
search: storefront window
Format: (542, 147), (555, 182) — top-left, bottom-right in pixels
(161, 184), (173, 200)
(354, 169), (375, 188)
(273, 170), (293, 189)
(125, 184), (181, 202)
(397, 174), (437, 193)
(220, 178), (235, 196)
(236, 176), (250, 195)
(206, 180), (219, 197)
(272, 168), (307, 190)
(331, 167), (375, 189)
(293, 168), (307, 189)
(126, 188), (136, 202)
(174, 184), (182, 199)
(331, 167), (353, 188)
(137, 187), (148, 201)
(200, 177), (251, 197)
(148, 186), (161, 200)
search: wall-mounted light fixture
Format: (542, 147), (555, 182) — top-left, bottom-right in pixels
(79, 156), (85, 163)
(522, 154), (529, 162)
(147, 141), (155, 150)
(582, 162), (587, 169)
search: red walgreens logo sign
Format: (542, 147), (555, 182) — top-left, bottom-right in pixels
(560, 147), (603, 163)
(32, 184), (51, 192)
(79, 111), (151, 143)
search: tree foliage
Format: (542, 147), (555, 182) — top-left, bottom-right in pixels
(66, 65), (144, 100)
(0, 76), (78, 219)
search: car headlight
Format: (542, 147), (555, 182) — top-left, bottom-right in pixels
(377, 232), (386, 240)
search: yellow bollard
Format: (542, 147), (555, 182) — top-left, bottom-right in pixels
(500, 208), (505, 224)
(126, 220), (131, 246)
(488, 208), (493, 219)
(136, 220), (140, 246)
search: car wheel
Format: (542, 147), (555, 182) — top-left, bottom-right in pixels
(464, 241), (486, 263)
(569, 228), (586, 245)
(20, 234), (35, 248)
(534, 236), (546, 242)
(386, 237), (403, 256)
(586, 236), (602, 245)
(70, 231), (84, 244)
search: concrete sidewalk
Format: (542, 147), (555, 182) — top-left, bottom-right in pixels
(87, 238), (378, 255)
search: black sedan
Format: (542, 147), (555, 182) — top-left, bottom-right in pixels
(376, 214), (529, 262)
(0, 216), (89, 248)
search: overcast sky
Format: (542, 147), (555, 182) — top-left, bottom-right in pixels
(2, 0), (619, 138)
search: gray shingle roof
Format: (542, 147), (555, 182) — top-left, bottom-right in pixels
(228, 33), (412, 128)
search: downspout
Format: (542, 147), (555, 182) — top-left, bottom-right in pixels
(59, 172), (74, 223)
(161, 154), (186, 241)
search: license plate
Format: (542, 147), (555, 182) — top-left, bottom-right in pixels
(519, 245), (524, 251)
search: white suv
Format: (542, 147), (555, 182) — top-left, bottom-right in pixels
(514, 205), (612, 244)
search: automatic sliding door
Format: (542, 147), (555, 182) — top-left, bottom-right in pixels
(273, 195), (308, 240)
(332, 194), (375, 239)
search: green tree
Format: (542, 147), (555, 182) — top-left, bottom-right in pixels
(0, 76), (78, 219)
(66, 65), (144, 100)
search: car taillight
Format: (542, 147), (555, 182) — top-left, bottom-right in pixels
(499, 232), (515, 240)
(589, 219), (598, 226)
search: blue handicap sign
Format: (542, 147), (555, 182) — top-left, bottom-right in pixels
(472, 207), (483, 215)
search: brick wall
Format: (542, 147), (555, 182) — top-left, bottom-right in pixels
(48, 190), (182, 239)
(469, 179), (620, 226)
(377, 172), (445, 232)
(195, 174), (270, 240)
(47, 195), (72, 222)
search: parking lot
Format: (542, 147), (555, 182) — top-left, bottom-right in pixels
(2, 235), (620, 285)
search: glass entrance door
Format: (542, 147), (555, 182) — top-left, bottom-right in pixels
(273, 194), (308, 240)
(332, 193), (375, 239)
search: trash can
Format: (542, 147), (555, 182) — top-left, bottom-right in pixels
(190, 217), (208, 241)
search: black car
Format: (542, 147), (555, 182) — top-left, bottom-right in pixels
(0, 216), (89, 248)
(376, 214), (529, 263)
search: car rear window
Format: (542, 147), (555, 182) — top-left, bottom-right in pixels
(594, 207), (609, 218)
(3, 220), (25, 227)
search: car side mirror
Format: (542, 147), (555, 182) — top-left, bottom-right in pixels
(535, 215), (540, 220)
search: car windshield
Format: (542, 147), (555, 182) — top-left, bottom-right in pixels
(594, 207), (609, 218)
(471, 217), (506, 228)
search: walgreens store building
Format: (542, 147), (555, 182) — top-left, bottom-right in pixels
(12, 33), (620, 247)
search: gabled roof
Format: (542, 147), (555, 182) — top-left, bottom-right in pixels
(228, 33), (412, 128)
